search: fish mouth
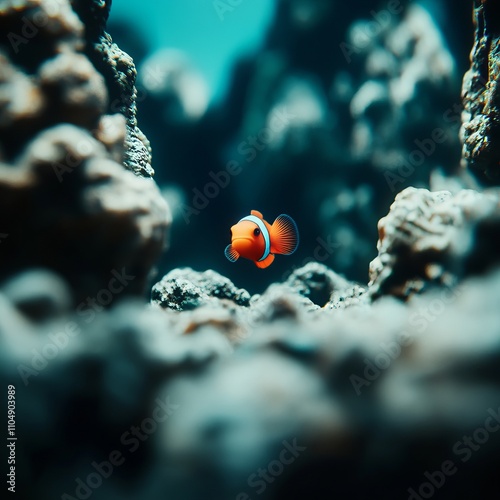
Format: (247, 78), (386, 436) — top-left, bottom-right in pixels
(231, 237), (254, 255)
(232, 237), (253, 244)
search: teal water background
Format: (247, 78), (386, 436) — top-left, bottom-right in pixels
(110, 0), (274, 102)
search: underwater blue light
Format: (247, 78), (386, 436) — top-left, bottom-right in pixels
(110, 0), (274, 102)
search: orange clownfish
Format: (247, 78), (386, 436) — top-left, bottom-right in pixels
(225, 210), (299, 268)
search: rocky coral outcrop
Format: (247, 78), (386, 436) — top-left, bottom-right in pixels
(151, 267), (251, 311)
(72, 0), (154, 177)
(461, 0), (500, 183)
(151, 263), (364, 345)
(0, 0), (170, 301)
(368, 186), (500, 298)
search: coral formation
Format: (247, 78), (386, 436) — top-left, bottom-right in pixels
(461, 0), (500, 183)
(368, 186), (500, 298)
(73, 0), (154, 177)
(151, 267), (251, 311)
(0, 0), (170, 301)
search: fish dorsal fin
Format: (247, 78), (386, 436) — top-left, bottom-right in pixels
(255, 253), (275, 269)
(250, 210), (264, 219)
(225, 244), (239, 262)
(270, 214), (299, 255)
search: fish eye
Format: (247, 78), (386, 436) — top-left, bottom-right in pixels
(254, 228), (261, 236)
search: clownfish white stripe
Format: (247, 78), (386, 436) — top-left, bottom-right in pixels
(225, 210), (298, 269)
(239, 215), (271, 261)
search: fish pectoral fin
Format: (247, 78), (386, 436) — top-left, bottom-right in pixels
(225, 244), (240, 262)
(251, 210), (264, 219)
(270, 214), (299, 255)
(255, 253), (275, 269)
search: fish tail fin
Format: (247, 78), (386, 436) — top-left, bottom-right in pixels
(270, 214), (299, 255)
(225, 244), (240, 262)
(255, 253), (275, 268)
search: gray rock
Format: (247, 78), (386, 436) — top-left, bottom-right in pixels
(5, 265), (496, 500)
(0, 268), (72, 321)
(0, 0), (170, 302)
(369, 186), (500, 298)
(460, 0), (500, 183)
(151, 268), (251, 311)
(284, 261), (356, 307)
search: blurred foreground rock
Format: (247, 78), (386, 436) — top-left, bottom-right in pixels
(2, 258), (500, 499)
